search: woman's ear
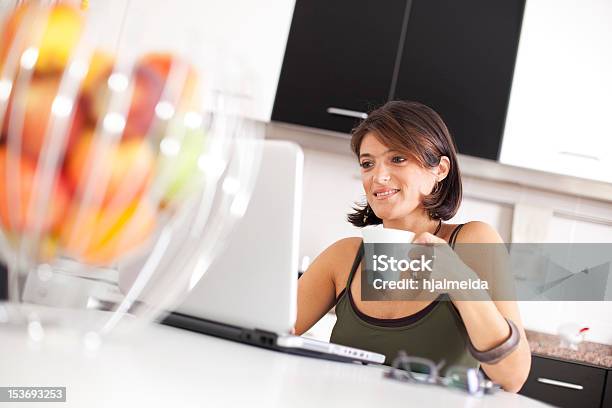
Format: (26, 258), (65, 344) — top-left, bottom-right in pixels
(436, 156), (451, 181)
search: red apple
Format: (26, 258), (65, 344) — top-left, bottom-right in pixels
(124, 62), (167, 138)
(86, 62), (166, 139)
(138, 53), (200, 107)
(0, 147), (69, 233)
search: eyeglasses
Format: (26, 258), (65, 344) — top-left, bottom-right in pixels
(383, 351), (500, 396)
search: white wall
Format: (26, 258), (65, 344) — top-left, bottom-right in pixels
(87, 0), (295, 122)
(299, 148), (362, 260)
(268, 124), (612, 345)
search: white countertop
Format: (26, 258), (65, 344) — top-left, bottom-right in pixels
(0, 316), (550, 408)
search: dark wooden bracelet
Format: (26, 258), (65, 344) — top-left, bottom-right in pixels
(467, 317), (520, 364)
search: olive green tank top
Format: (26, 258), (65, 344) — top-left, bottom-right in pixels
(329, 224), (479, 371)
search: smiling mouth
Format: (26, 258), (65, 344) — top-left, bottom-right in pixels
(374, 189), (400, 199)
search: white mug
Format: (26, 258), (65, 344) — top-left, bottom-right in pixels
(362, 225), (415, 244)
(362, 226), (415, 282)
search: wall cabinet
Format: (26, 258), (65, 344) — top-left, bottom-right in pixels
(273, 0), (408, 134)
(394, 0), (524, 160)
(273, 0), (525, 161)
(500, 0), (612, 183)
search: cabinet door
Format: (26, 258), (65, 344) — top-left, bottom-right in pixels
(394, 0), (525, 160)
(603, 371), (612, 408)
(272, 0), (408, 134)
(499, 0), (612, 183)
(519, 355), (607, 408)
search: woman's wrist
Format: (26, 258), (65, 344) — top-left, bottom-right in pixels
(452, 299), (511, 351)
(466, 317), (521, 364)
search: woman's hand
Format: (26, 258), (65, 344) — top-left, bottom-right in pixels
(409, 232), (491, 301)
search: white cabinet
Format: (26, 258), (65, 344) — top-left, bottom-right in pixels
(547, 215), (612, 244)
(500, 0), (612, 183)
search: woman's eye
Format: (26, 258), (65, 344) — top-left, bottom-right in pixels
(360, 161), (373, 169)
(392, 156), (406, 164)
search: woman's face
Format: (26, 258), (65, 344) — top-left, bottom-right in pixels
(359, 133), (437, 223)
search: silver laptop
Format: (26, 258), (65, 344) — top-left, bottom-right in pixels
(164, 140), (384, 365)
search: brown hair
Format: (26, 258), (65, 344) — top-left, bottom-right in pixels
(347, 100), (462, 227)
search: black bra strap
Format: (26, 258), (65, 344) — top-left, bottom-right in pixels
(448, 223), (466, 249)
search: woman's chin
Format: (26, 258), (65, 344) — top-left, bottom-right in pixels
(374, 212), (395, 224)
(372, 204), (418, 224)
(375, 212), (409, 226)
(371, 209), (388, 221)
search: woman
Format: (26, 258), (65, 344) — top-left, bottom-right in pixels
(295, 101), (531, 392)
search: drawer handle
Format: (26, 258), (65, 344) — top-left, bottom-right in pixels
(537, 377), (584, 390)
(326, 107), (368, 120)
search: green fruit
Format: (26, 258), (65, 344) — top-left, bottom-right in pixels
(156, 122), (207, 205)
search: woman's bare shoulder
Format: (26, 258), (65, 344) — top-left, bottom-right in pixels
(320, 237), (362, 262)
(455, 221), (504, 243)
(316, 237), (362, 287)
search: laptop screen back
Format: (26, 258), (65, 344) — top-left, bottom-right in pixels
(175, 140), (303, 334)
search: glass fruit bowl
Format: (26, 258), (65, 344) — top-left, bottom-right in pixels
(0, 0), (263, 344)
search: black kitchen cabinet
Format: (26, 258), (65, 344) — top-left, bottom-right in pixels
(394, 0), (525, 160)
(272, 0), (409, 134)
(273, 0), (525, 162)
(603, 371), (612, 408)
(0, 262), (6, 301)
(519, 355), (608, 408)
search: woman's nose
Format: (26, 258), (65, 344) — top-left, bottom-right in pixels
(373, 166), (391, 184)
(376, 174), (390, 183)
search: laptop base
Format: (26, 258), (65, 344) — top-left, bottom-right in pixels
(162, 312), (373, 365)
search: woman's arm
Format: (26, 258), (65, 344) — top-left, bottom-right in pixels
(294, 238), (358, 335)
(454, 298), (531, 393)
(414, 221), (531, 393)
